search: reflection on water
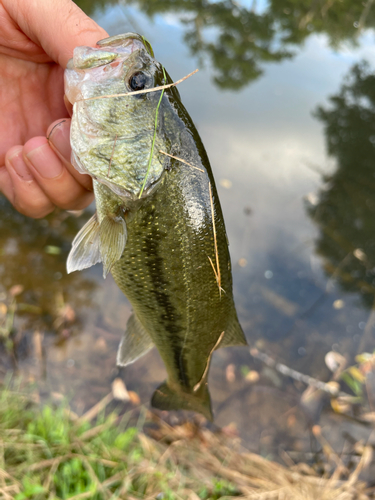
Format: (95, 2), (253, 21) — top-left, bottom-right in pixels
(0, 199), (98, 375)
(75, 0), (375, 90)
(311, 61), (375, 310)
(269, 0), (375, 48)
(125, 0), (293, 90)
(2, 0), (375, 464)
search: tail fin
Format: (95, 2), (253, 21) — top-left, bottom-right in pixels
(151, 381), (213, 421)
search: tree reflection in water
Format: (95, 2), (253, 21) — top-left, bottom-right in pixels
(311, 61), (375, 309)
(75, 0), (375, 90)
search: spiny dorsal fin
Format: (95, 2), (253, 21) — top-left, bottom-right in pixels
(218, 315), (247, 348)
(116, 313), (154, 367)
(66, 212), (101, 274)
(99, 214), (127, 278)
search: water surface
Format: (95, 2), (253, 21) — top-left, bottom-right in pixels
(2, 0), (375, 461)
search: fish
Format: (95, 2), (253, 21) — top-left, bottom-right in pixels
(64, 32), (247, 420)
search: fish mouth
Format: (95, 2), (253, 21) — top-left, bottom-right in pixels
(65, 32), (153, 73)
(95, 171), (165, 202)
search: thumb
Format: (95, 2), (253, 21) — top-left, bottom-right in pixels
(3, 0), (108, 68)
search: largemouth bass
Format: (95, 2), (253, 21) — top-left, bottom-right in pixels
(65, 33), (247, 420)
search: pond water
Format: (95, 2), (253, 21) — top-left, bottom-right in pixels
(1, 0), (375, 463)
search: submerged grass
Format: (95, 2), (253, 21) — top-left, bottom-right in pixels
(0, 386), (371, 500)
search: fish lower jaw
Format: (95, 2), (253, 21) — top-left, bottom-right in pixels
(94, 173), (164, 202)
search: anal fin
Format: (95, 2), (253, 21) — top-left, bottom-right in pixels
(219, 315), (247, 348)
(67, 212), (101, 273)
(116, 313), (154, 367)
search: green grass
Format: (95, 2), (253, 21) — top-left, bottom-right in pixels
(0, 385), (370, 500)
(0, 387), (238, 500)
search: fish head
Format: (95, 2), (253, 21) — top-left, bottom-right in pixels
(65, 33), (169, 201)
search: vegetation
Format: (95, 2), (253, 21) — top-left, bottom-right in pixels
(0, 384), (371, 500)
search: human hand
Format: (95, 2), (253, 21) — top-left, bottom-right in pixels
(0, 0), (108, 218)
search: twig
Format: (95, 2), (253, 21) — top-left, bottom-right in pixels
(78, 69), (199, 102)
(193, 331), (225, 392)
(347, 443), (373, 487)
(75, 393), (114, 425)
(208, 182), (223, 297)
(358, 0), (374, 31)
(159, 151), (204, 172)
(250, 348), (352, 398)
(107, 134), (118, 177)
(311, 425), (349, 476)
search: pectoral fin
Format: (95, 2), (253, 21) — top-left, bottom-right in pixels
(99, 215), (127, 278)
(67, 213), (101, 273)
(116, 313), (154, 366)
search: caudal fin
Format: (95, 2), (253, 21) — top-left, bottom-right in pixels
(151, 381), (213, 421)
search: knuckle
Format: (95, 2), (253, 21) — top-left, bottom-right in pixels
(53, 186), (93, 211)
(14, 194), (54, 219)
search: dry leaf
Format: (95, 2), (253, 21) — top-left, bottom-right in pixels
(128, 391), (141, 405)
(325, 351), (346, 373)
(0, 303), (7, 316)
(94, 338), (107, 351)
(226, 364), (236, 383)
(111, 378), (130, 401)
(245, 370), (259, 383)
(331, 399), (351, 414)
(348, 366), (366, 383)
(9, 284), (24, 297)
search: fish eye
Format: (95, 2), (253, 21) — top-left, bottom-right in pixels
(128, 71), (150, 91)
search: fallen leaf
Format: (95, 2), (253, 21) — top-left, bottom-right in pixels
(128, 391), (141, 405)
(111, 378), (130, 401)
(226, 364), (236, 383)
(0, 303), (7, 316)
(9, 284), (24, 297)
(245, 370), (260, 383)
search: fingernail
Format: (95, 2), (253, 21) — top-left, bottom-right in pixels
(8, 150), (34, 181)
(26, 143), (64, 179)
(48, 121), (71, 162)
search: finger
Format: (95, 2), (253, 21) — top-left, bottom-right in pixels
(64, 96), (73, 117)
(0, 165), (15, 205)
(47, 119), (93, 191)
(4, 146), (55, 218)
(5, 0), (108, 67)
(23, 137), (94, 211)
